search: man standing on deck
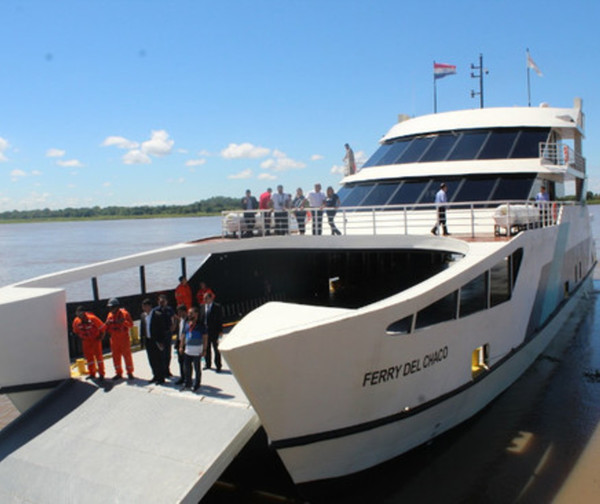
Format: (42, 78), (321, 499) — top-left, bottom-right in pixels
(343, 143), (356, 176)
(272, 184), (291, 235)
(203, 291), (224, 372)
(307, 183), (326, 235)
(143, 295), (173, 384)
(431, 183), (450, 236)
(72, 306), (105, 381)
(241, 189), (259, 237)
(104, 298), (135, 380)
(175, 276), (192, 310)
(259, 187), (273, 236)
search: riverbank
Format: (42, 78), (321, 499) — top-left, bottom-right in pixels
(0, 212), (226, 225)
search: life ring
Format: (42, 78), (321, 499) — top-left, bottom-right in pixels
(563, 145), (569, 163)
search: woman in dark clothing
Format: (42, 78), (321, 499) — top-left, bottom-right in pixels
(323, 186), (342, 235)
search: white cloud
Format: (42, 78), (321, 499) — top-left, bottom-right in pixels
(103, 182), (111, 187)
(330, 164), (346, 175)
(258, 172), (277, 180)
(46, 148), (65, 158)
(10, 169), (27, 182)
(221, 142), (270, 159)
(260, 150), (306, 172)
(31, 170), (42, 176)
(0, 137), (9, 162)
(123, 149), (151, 165)
(185, 158), (206, 167)
(311, 154), (324, 161)
(141, 130), (174, 157)
(102, 136), (139, 149)
(57, 159), (84, 168)
(228, 169), (253, 179)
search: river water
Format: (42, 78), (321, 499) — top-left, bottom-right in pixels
(1, 211), (600, 503)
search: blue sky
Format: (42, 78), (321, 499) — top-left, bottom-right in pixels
(1, 0), (599, 211)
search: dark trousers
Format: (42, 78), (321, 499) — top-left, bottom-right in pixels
(162, 338), (172, 376)
(146, 340), (165, 381)
(326, 210), (341, 235)
(183, 354), (201, 387)
(312, 210), (323, 235)
(295, 210), (306, 234)
(432, 207), (448, 235)
(274, 211), (288, 235)
(243, 212), (255, 237)
(205, 334), (221, 369)
(177, 347), (185, 379)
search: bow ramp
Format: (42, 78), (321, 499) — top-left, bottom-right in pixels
(0, 351), (258, 504)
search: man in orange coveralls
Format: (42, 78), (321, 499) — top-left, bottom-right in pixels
(175, 276), (192, 310)
(105, 298), (135, 380)
(72, 306), (106, 381)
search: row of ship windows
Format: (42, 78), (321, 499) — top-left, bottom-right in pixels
(338, 176), (535, 208)
(386, 248), (524, 335)
(363, 128), (551, 168)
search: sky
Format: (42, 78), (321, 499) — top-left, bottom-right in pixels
(1, 0), (599, 212)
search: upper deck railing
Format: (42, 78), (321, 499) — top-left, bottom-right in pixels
(540, 142), (585, 175)
(222, 200), (568, 240)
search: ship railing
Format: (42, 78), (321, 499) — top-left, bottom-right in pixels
(540, 142), (586, 176)
(222, 200), (565, 239)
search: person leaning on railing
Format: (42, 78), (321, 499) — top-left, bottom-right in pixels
(535, 185), (550, 226)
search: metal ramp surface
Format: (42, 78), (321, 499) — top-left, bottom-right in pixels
(0, 351), (259, 503)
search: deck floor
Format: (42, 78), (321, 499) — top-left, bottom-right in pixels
(0, 348), (259, 504)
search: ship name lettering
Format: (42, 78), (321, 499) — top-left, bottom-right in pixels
(422, 346), (449, 368)
(362, 346), (450, 387)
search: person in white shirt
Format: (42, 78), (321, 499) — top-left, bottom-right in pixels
(431, 183), (450, 236)
(272, 185), (291, 235)
(307, 183), (326, 235)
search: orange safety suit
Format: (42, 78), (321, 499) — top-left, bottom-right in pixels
(72, 312), (105, 377)
(105, 308), (134, 376)
(175, 283), (193, 309)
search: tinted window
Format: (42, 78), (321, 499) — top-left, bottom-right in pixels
(491, 177), (534, 201)
(420, 134), (459, 162)
(378, 140), (412, 165)
(415, 291), (458, 330)
(398, 137), (435, 163)
(388, 181), (429, 205)
(454, 178), (497, 202)
(490, 257), (511, 307)
(423, 180), (461, 204)
(447, 132), (489, 160)
(362, 143), (393, 168)
(386, 315), (413, 335)
(337, 185), (353, 205)
(460, 272), (488, 317)
(479, 130), (519, 159)
(341, 184), (375, 207)
(511, 129), (549, 158)
(362, 183), (400, 206)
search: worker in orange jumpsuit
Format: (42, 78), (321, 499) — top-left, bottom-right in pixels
(195, 281), (215, 306)
(72, 306), (106, 381)
(175, 276), (193, 310)
(105, 298), (135, 380)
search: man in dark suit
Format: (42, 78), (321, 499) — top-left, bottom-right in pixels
(202, 291), (224, 372)
(241, 189), (259, 238)
(142, 295), (174, 384)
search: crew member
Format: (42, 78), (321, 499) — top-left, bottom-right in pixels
(72, 306), (106, 381)
(105, 297), (134, 380)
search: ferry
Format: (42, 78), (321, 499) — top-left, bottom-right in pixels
(220, 97), (595, 483)
(0, 98), (594, 489)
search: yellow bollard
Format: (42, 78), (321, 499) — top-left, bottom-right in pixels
(76, 358), (87, 375)
(130, 325), (139, 345)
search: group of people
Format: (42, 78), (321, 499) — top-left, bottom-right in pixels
(72, 277), (224, 393)
(241, 183), (342, 237)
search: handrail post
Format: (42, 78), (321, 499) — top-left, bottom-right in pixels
(372, 207), (376, 235)
(403, 207), (408, 235)
(470, 204), (475, 238)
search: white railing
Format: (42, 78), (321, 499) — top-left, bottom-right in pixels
(540, 142), (585, 175)
(222, 200), (566, 239)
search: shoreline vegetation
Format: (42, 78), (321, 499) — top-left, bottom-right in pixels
(0, 196), (240, 224)
(1, 195), (597, 225)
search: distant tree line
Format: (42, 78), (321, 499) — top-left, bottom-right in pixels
(0, 196), (240, 221)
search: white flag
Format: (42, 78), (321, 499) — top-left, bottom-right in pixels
(527, 52), (543, 77)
